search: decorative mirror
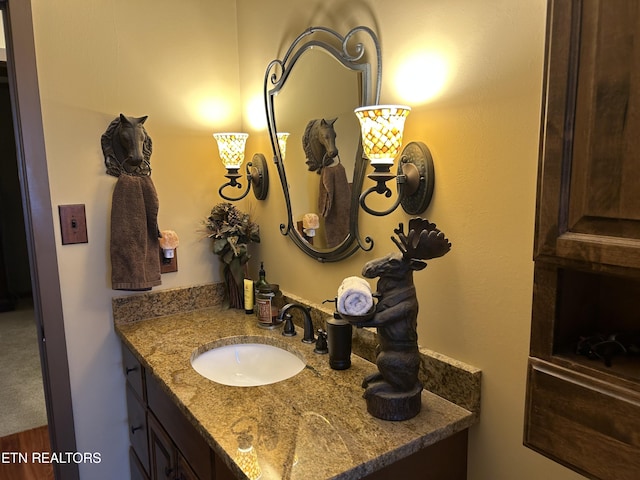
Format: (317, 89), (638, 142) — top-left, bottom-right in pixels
(264, 26), (381, 262)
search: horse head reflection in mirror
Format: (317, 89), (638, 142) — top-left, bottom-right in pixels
(302, 117), (338, 173)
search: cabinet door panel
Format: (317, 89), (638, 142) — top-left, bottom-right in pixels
(569, 1), (640, 232)
(148, 414), (176, 480)
(130, 447), (150, 480)
(147, 373), (213, 479)
(126, 384), (149, 475)
(176, 453), (199, 480)
(123, 343), (146, 401)
(535, 0), (640, 268)
(525, 359), (640, 480)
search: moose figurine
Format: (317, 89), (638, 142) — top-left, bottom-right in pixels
(352, 218), (451, 421)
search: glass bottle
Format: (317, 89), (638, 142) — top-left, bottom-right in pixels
(255, 262), (268, 290)
(256, 284), (276, 327)
(254, 262), (268, 317)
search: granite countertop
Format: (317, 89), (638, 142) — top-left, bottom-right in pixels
(115, 301), (476, 480)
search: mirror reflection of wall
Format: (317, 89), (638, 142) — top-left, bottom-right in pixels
(275, 49), (360, 250)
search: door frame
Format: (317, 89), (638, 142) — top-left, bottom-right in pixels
(1, 2), (78, 479)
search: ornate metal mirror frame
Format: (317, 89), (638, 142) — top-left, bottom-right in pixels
(264, 26), (381, 262)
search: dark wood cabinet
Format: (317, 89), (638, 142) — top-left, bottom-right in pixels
(130, 447), (150, 480)
(525, 2), (640, 479)
(148, 413), (175, 480)
(148, 413), (200, 480)
(121, 342), (235, 480)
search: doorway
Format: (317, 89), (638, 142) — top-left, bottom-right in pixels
(0, 58), (49, 436)
(0, 2), (78, 479)
(0, 57), (45, 436)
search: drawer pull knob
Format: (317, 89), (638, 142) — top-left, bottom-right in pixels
(125, 366), (138, 375)
(130, 424), (143, 435)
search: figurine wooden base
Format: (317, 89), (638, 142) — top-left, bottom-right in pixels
(364, 382), (423, 421)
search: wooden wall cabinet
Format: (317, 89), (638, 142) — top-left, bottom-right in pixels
(525, 2), (640, 479)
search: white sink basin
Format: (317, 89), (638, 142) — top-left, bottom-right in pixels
(191, 340), (305, 387)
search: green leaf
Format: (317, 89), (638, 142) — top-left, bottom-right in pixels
(212, 238), (228, 255)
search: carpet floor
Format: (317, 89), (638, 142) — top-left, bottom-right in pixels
(0, 301), (48, 437)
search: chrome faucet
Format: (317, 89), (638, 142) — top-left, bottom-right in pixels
(279, 303), (315, 344)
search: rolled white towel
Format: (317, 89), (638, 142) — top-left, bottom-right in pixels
(337, 276), (373, 316)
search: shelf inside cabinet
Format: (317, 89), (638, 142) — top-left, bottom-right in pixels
(550, 268), (640, 386)
(551, 348), (640, 393)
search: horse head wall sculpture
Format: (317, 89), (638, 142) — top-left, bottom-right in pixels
(354, 217), (451, 420)
(101, 114), (152, 177)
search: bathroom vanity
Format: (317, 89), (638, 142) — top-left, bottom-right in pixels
(114, 285), (479, 480)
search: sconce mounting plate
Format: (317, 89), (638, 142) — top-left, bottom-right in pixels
(250, 153), (269, 200)
(398, 141), (434, 215)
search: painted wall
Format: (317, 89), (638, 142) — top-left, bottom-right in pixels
(30, 1), (240, 478)
(236, 1), (585, 479)
(25, 0), (587, 478)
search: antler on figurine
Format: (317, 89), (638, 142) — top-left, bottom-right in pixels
(392, 218), (451, 261)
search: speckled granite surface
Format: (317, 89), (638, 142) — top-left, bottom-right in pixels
(283, 292), (482, 417)
(113, 285), (480, 480)
(112, 283), (225, 324)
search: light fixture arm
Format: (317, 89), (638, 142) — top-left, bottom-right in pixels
(218, 168), (251, 202)
(218, 153), (269, 202)
(359, 167), (403, 216)
(359, 141), (435, 216)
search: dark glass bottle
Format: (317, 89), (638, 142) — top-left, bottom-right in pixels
(255, 262), (268, 288)
(254, 262), (268, 315)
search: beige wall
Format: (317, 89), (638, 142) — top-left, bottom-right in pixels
(237, 1), (584, 479)
(30, 1), (240, 478)
(26, 0), (586, 478)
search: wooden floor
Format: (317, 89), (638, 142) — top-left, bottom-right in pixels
(0, 426), (54, 480)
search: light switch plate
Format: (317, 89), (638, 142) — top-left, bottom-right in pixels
(59, 204), (88, 245)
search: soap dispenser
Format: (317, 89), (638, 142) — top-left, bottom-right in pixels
(326, 312), (353, 370)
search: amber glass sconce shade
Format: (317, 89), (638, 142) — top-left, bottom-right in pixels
(214, 133), (269, 201)
(354, 105), (434, 216)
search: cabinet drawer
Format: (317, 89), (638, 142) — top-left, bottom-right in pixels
(126, 383), (149, 474)
(122, 343), (145, 401)
(129, 446), (149, 480)
(525, 359), (640, 480)
(146, 373), (214, 479)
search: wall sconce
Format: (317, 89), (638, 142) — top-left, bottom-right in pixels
(214, 133), (269, 201)
(354, 105), (434, 216)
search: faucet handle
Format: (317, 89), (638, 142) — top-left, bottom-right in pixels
(281, 313), (297, 337)
(314, 329), (328, 354)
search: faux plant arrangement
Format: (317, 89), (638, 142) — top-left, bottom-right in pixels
(204, 202), (260, 308)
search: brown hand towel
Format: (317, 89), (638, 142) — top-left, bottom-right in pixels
(318, 162), (351, 248)
(110, 175), (161, 290)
